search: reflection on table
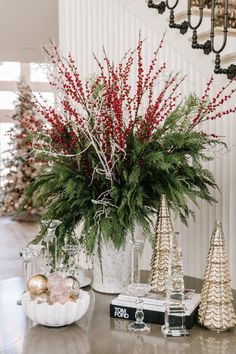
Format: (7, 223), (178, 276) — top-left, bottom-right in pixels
(0, 277), (236, 354)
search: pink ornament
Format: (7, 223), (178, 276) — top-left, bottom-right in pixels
(49, 284), (69, 304)
(47, 273), (63, 291)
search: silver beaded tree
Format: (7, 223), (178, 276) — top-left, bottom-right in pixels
(198, 221), (236, 331)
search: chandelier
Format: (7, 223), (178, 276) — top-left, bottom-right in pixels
(147, 0), (236, 79)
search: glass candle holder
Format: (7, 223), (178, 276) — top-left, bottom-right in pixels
(130, 239), (144, 283)
(161, 231), (188, 337)
(20, 247), (34, 290)
(128, 283), (151, 332)
(128, 239), (151, 332)
(28, 244), (43, 274)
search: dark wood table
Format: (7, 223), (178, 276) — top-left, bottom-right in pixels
(0, 277), (236, 354)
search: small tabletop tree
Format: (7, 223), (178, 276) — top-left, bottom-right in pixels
(149, 194), (175, 293)
(198, 221), (236, 331)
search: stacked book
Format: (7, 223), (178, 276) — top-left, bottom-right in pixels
(110, 290), (201, 329)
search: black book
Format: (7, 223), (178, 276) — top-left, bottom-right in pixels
(110, 293), (200, 330)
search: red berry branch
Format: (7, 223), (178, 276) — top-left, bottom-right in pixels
(21, 38), (236, 188)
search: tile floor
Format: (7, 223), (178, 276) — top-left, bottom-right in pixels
(0, 217), (38, 280)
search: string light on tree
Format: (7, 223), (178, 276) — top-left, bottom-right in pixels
(0, 80), (41, 222)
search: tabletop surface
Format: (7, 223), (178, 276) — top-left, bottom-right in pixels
(0, 277), (236, 354)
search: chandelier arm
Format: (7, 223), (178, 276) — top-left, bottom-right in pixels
(166, 0), (179, 11)
(147, 0), (166, 14)
(166, 0), (189, 34)
(210, 0), (236, 79)
(187, 0), (204, 30)
(210, 0), (229, 54)
(210, 0), (232, 76)
(188, 0), (211, 54)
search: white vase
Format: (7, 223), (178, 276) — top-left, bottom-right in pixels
(92, 240), (132, 294)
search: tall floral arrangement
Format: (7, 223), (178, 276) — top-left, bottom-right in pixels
(21, 38), (236, 255)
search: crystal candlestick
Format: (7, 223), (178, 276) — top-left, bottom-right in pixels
(161, 231), (188, 337)
(17, 247), (34, 305)
(130, 239), (144, 283)
(20, 247), (34, 290)
(28, 244), (43, 274)
(128, 283), (151, 332)
(128, 239), (151, 332)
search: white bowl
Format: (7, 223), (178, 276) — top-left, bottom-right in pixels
(21, 290), (90, 327)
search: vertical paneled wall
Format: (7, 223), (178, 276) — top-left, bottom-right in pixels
(58, 0), (236, 288)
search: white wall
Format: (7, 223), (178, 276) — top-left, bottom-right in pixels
(58, 0), (236, 288)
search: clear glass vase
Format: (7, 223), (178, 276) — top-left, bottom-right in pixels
(161, 231), (188, 337)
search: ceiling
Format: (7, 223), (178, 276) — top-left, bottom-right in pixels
(0, 0), (58, 63)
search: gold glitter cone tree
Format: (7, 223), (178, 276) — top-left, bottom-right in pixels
(149, 194), (176, 293)
(198, 221), (236, 331)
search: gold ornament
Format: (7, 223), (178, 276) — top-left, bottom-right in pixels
(27, 274), (48, 297)
(149, 194), (178, 293)
(198, 221), (236, 331)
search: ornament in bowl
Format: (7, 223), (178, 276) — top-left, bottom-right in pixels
(22, 273), (90, 326)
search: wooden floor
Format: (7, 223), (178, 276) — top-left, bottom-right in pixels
(0, 217), (38, 281)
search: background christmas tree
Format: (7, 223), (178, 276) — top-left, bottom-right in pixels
(0, 80), (41, 222)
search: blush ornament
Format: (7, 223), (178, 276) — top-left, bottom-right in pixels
(49, 284), (69, 305)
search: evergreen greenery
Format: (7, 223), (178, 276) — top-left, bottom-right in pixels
(23, 95), (222, 255)
(19, 40), (234, 261)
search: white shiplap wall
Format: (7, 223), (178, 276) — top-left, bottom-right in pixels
(58, 0), (236, 288)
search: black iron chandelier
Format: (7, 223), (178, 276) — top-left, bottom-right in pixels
(147, 0), (236, 79)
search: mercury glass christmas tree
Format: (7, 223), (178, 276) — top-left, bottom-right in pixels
(0, 80), (41, 222)
(149, 194), (175, 293)
(198, 221), (236, 331)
